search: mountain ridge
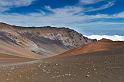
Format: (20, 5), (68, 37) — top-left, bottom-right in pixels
(53, 38), (124, 58)
(0, 22), (96, 59)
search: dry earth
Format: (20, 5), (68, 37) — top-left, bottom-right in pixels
(0, 39), (123, 82)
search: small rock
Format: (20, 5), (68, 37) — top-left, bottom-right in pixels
(85, 74), (90, 77)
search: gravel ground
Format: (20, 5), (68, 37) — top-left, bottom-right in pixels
(0, 50), (123, 82)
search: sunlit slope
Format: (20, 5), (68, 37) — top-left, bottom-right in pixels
(55, 39), (124, 58)
(0, 40), (42, 59)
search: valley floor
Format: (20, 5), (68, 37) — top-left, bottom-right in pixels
(0, 50), (124, 82)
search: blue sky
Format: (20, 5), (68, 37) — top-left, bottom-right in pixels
(0, 0), (124, 36)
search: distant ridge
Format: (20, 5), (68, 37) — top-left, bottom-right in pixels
(99, 38), (113, 42)
(54, 38), (124, 58)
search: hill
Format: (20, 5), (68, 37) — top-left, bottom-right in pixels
(54, 38), (124, 58)
(0, 22), (95, 59)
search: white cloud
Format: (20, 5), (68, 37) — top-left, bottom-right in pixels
(78, 0), (115, 13)
(0, 0), (35, 12)
(85, 35), (124, 41)
(80, 0), (103, 5)
(1, 6), (109, 26)
(0, 6), (87, 26)
(0, 0), (34, 6)
(45, 6), (83, 15)
(85, 1), (115, 12)
(115, 12), (124, 18)
(0, 6), (124, 27)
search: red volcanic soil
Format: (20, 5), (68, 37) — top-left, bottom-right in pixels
(55, 39), (124, 58)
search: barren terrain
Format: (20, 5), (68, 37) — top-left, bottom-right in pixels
(0, 39), (123, 82)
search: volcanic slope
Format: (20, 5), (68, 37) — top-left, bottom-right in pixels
(0, 39), (123, 82)
(55, 38), (124, 58)
(0, 22), (95, 60)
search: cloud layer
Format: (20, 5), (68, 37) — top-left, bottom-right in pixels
(85, 35), (124, 41)
(0, 0), (118, 26)
(0, 0), (34, 12)
(80, 0), (103, 5)
(0, 6), (124, 27)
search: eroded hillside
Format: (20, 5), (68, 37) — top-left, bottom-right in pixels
(0, 22), (96, 59)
